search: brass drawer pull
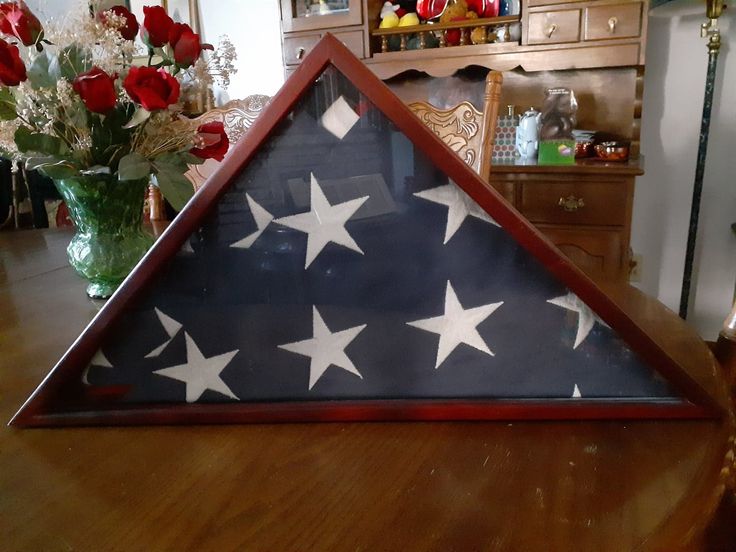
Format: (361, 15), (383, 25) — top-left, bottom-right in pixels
(546, 23), (558, 38)
(608, 16), (618, 33)
(296, 47), (306, 60)
(558, 195), (585, 212)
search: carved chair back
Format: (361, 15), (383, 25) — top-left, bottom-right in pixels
(184, 95), (271, 190)
(147, 95), (270, 222)
(408, 71), (503, 181)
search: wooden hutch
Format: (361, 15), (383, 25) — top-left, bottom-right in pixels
(278, 0), (648, 281)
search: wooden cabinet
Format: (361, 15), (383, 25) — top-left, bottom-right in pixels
(280, 0), (362, 33)
(527, 10), (582, 44)
(583, 3), (643, 41)
(278, 0), (649, 282)
(488, 162), (641, 280)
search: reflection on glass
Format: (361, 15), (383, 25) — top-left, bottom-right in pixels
(294, 0), (350, 18)
(65, 63), (682, 411)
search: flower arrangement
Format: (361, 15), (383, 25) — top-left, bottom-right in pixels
(0, 0), (237, 211)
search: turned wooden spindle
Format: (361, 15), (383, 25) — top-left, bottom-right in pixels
(147, 183), (166, 222)
(381, 36), (388, 53)
(713, 299), (736, 401)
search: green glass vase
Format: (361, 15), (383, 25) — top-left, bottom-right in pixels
(53, 174), (153, 299)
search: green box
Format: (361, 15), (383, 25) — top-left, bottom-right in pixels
(538, 140), (576, 165)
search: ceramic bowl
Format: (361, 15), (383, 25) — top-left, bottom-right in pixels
(594, 141), (629, 161)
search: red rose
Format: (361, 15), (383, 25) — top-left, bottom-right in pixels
(190, 121), (229, 162)
(99, 5), (139, 41)
(0, 37), (26, 86)
(0, 2), (43, 47)
(141, 5), (173, 48)
(73, 67), (118, 114)
(123, 66), (180, 111)
(169, 22), (204, 68)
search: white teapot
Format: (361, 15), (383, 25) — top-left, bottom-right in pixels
(516, 108), (541, 159)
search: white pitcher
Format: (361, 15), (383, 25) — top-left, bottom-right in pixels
(516, 108), (541, 159)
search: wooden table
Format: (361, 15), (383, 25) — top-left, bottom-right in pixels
(1, 229), (734, 551)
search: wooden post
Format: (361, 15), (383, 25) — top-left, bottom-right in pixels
(713, 299), (736, 402)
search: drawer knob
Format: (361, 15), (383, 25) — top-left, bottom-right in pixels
(558, 195), (585, 212)
(546, 23), (558, 38)
(608, 16), (618, 33)
(296, 47), (306, 60)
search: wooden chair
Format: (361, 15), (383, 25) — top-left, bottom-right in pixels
(408, 71), (503, 181)
(148, 95), (271, 221)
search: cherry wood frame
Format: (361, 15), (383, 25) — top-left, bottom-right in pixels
(11, 35), (726, 427)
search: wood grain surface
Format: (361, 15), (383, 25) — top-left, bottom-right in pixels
(1, 228), (734, 551)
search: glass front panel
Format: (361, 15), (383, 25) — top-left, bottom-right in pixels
(63, 65), (680, 411)
(293, 0), (350, 19)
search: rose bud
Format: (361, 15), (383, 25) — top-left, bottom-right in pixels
(123, 66), (180, 111)
(141, 5), (173, 48)
(190, 121), (229, 162)
(73, 67), (118, 114)
(0, 1), (43, 47)
(99, 5), (139, 41)
(169, 22), (210, 69)
(0, 37), (26, 86)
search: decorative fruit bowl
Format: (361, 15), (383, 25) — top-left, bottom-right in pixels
(594, 141), (630, 162)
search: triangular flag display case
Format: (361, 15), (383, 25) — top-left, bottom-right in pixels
(12, 35), (724, 426)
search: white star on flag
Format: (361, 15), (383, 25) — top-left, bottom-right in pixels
(278, 306), (366, 390)
(547, 292), (609, 349)
(230, 193), (274, 249)
(414, 180), (498, 244)
(275, 173), (369, 269)
(320, 96), (360, 140)
(572, 384), (582, 398)
(82, 349), (113, 385)
(145, 308), (183, 358)
(153, 333), (239, 403)
(407, 280), (503, 369)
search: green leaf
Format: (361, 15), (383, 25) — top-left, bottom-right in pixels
(153, 167), (194, 212)
(90, 104), (135, 168)
(155, 152), (190, 172)
(15, 126), (66, 156)
(0, 88), (17, 120)
(26, 156), (79, 179)
(27, 52), (58, 88)
(179, 152), (205, 166)
(118, 152), (151, 181)
(123, 107), (151, 129)
(52, 45), (92, 81)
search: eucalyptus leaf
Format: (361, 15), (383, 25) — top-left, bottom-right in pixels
(53, 45), (91, 81)
(179, 152), (206, 165)
(15, 126), (66, 156)
(153, 168), (194, 212)
(155, 152), (190, 173)
(123, 107), (151, 129)
(26, 156), (79, 179)
(27, 51), (58, 88)
(118, 152), (151, 181)
(0, 88), (17, 120)
(81, 165), (112, 175)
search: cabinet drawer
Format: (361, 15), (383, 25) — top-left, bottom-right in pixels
(283, 34), (321, 65)
(538, 225), (625, 281)
(528, 10), (581, 45)
(519, 181), (627, 226)
(284, 30), (364, 65)
(333, 30), (364, 59)
(584, 3), (642, 41)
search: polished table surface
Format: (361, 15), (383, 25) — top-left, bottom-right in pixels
(1, 229), (735, 551)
